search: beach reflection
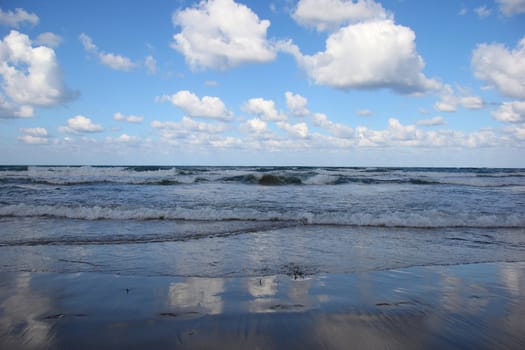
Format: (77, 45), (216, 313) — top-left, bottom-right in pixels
(247, 276), (278, 298)
(0, 262), (524, 349)
(245, 276), (319, 313)
(168, 278), (225, 315)
(500, 263), (525, 345)
(0, 273), (54, 349)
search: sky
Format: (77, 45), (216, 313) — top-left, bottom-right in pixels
(0, 0), (524, 166)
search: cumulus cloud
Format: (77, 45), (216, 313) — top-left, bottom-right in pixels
(18, 127), (49, 144)
(0, 8), (38, 28)
(354, 118), (503, 148)
(171, 0), (276, 70)
(492, 101), (525, 123)
(292, 0), (391, 31)
(0, 96), (33, 118)
(472, 36), (525, 99)
(243, 97), (287, 121)
(113, 112), (144, 123)
(496, 0), (525, 16)
(241, 118), (268, 134)
(312, 113), (354, 138)
(151, 116), (229, 139)
(280, 20), (438, 94)
(157, 90), (233, 120)
(79, 33), (136, 71)
(0, 30), (75, 118)
(59, 115), (103, 133)
(285, 91), (310, 116)
(416, 116), (446, 126)
(434, 85), (484, 112)
(276, 121), (309, 138)
(35, 32), (62, 48)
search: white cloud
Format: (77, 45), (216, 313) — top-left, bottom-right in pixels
(0, 30), (75, 118)
(113, 112), (144, 123)
(144, 55), (156, 74)
(277, 121), (309, 138)
(20, 127), (48, 137)
(243, 97), (287, 121)
(0, 8), (38, 28)
(18, 127), (49, 144)
(281, 20), (438, 94)
(0, 95), (33, 118)
(157, 90), (233, 120)
(292, 0), (391, 31)
(98, 52), (135, 71)
(416, 116), (446, 126)
(496, 0), (525, 16)
(151, 116), (229, 139)
(79, 33), (97, 53)
(115, 134), (139, 143)
(285, 91), (310, 116)
(434, 85), (484, 112)
(460, 96), (485, 109)
(356, 109), (373, 116)
(59, 115), (103, 133)
(79, 33), (136, 71)
(17, 135), (48, 144)
(387, 118), (420, 141)
(472, 36), (525, 99)
(171, 0), (276, 70)
(354, 118), (504, 148)
(241, 118), (268, 134)
(492, 101), (525, 123)
(474, 6), (492, 18)
(35, 32), (62, 48)
(312, 113), (354, 138)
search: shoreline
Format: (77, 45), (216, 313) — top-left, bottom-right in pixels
(1, 261), (524, 349)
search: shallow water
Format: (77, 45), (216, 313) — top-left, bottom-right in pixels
(1, 166), (524, 348)
(1, 166), (524, 277)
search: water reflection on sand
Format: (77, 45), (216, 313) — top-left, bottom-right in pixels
(0, 273), (55, 349)
(0, 262), (524, 349)
(168, 278), (224, 315)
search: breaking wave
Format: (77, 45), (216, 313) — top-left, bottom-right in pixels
(1, 203), (524, 229)
(1, 166), (524, 187)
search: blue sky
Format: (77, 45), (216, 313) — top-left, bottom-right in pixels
(1, 0), (524, 166)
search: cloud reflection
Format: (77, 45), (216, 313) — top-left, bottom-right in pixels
(168, 277), (224, 315)
(0, 273), (54, 349)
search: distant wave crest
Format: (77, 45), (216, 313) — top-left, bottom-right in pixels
(1, 165), (524, 187)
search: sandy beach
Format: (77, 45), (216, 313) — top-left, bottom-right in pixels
(1, 261), (524, 349)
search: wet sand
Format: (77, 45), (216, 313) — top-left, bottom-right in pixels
(1, 262), (524, 349)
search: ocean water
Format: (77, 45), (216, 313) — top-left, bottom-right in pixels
(1, 166), (524, 277)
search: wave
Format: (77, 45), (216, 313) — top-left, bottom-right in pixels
(221, 174), (303, 185)
(1, 204), (524, 229)
(0, 165), (28, 172)
(1, 166), (524, 187)
(0, 224), (287, 247)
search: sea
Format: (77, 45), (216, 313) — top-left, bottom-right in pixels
(1, 165), (524, 277)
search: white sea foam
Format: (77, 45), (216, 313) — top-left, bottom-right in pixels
(1, 166), (524, 187)
(2, 203), (524, 228)
(302, 174), (338, 185)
